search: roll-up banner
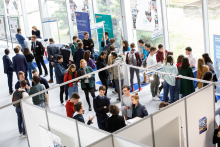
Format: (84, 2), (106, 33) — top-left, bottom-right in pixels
(213, 35), (220, 80)
(75, 12), (91, 40)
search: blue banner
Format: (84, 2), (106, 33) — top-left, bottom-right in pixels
(75, 12), (91, 40)
(214, 35), (220, 80)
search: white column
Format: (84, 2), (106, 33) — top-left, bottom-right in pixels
(38, 0), (52, 39)
(20, 0), (30, 37)
(65, 0), (74, 42)
(202, 0), (210, 54)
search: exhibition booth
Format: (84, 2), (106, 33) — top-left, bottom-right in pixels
(0, 62), (216, 147)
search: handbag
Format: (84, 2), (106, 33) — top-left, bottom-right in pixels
(43, 86), (50, 109)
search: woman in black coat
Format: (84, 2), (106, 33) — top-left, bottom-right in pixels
(213, 125), (220, 147)
(107, 105), (126, 133)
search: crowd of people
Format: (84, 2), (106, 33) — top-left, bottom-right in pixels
(3, 28), (218, 139)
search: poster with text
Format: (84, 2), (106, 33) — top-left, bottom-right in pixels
(5, 0), (19, 15)
(69, 0), (89, 22)
(131, 0), (159, 32)
(0, 17), (6, 39)
(9, 18), (18, 41)
(214, 35), (220, 80)
(199, 117), (207, 135)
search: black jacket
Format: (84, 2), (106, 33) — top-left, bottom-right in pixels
(47, 43), (60, 62)
(82, 38), (94, 53)
(93, 96), (110, 118)
(132, 102), (148, 118)
(101, 38), (110, 48)
(107, 115), (126, 133)
(73, 48), (85, 71)
(31, 40), (44, 57)
(213, 129), (220, 147)
(32, 77), (49, 89)
(72, 114), (92, 125)
(96, 56), (109, 78)
(32, 30), (41, 38)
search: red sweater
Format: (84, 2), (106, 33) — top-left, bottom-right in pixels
(64, 72), (78, 87)
(176, 62), (181, 80)
(65, 100), (76, 118)
(156, 50), (168, 63)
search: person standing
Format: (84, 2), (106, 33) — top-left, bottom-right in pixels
(78, 59), (95, 111)
(142, 43), (151, 84)
(47, 38), (60, 83)
(122, 40), (131, 54)
(125, 43), (142, 92)
(147, 47), (160, 101)
(97, 51), (109, 96)
(73, 42), (85, 71)
(179, 57), (195, 98)
(31, 35), (48, 77)
(32, 26), (41, 39)
(69, 36), (78, 63)
(23, 47), (36, 80)
(202, 53), (217, 82)
(53, 55), (68, 105)
(185, 47), (197, 68)
(93, 86), (110, 131)
(175, 55), (184, 101)
(27, 75), (46, 108)
(32, 69), (49, 90)
(161, 55), (178, 103)
(101, 32), (110, 49)
(110, 52), (124, 101)
(12, 80), (29, 138)
(131, 93), (148, 118)
(15, 28), (26, 52)
(121, 85), (132, 120)
(64, 64), (78, 99)
(15, 71), (30, 90)
(3, 49), (14, 95)
(65, 92), (80, 118)
(138, 39), (146, 59)
(82, 32), (94, 60)
(156, 44), (168, 63)
(197, 58), (210, 89)
(107, 105), (126, 133)
(12, 47), (28, 80)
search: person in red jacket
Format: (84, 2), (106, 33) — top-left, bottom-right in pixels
(156, 44), (168, 63)
(65, 92), (80, 118)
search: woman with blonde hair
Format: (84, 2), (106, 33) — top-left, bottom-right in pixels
(64, 64), (78, 99)
(197, 58), (209, 89)
(15, 45), (22, 54)
(32, 26), (41, 39)
(131, 93), (148, 118)
(78, 59), (95, 111)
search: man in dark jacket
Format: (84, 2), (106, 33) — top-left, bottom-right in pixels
(53, 55), (68, 104)
(3, 49), (14, 94)
(15, 71), (30, 90)
(47, 38), (60, 83)
(72, 102), (95, 125)
(96, 51), (109, 96)
(12, 47), (28, 80)
(73, 42), (85, 71)
(82, 32), (94, 60)
(93, 86), (110, 131)
(31, 35), (48, 77)
(101, 32), (110, 49)
(32, 69), (49, 90)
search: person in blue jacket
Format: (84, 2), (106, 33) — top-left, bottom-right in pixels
(72, 102), (95, 125)
(15, 28), (26, 52)
(53, 55), (68, 105)
(131, 93), (148, 118)
(3, 49), (14, 94)
(12, 47), (28, 80)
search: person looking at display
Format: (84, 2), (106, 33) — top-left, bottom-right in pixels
(32, 26), (41, 39)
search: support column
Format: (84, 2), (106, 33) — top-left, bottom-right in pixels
(65, 0), (74, 42)
(202, 0), (210, 54)
(20, 0), (30, 37)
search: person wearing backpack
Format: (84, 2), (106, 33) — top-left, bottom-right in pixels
(12, 80), (29, 138)
(126, 43), (143, 92)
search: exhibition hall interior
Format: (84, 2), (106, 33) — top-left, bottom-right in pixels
(0, 0), (220, 147)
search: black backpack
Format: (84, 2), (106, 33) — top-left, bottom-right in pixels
(12, 90), (24, 108)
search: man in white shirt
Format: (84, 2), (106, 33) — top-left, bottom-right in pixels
(185, 47), (196, 68)
(120, 85), (133, 120)
(147, 47), (160, 101)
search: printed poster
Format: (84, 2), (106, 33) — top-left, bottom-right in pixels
(131, 0), (159, 32)
(214, 35), (220, 80)
(5, 0), (19, 15)
(199, 117), (207, 134)
(9, 18), (18, 41)
(0, 17), (6, 39)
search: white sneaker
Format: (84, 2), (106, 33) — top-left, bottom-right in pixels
(22, 135), (27, 138)
(153, 96), (161, 101)
(157, 93), (163, 97)
(19, 132), (23, 137)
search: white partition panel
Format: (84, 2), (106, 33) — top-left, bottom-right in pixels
(21, 101), (48, 147)
(115, 116), (153, 146)
(186, 84), (215, 147)
(86, 135), (113, 147)
(78, 122), (110, 147)
(47, 111), (79, 147)
(113, 135), (150, 147)
(152, 99), (187, 147)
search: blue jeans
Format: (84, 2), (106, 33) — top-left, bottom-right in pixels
(68, 83), (78, 99)
(16, 107), (26, 135)
(174, 79), (180, 100)
(20, 43), (26, 52)
(28, 62), (36, 80)
(163, 80), (175, 103)
(36, 102), (45, 108)
(97, 117), (108, 131)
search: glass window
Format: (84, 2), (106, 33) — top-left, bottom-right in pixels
(48, 1), (70, 44)
(0, 0), (4, 15)
(166, 0), (204, 60)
